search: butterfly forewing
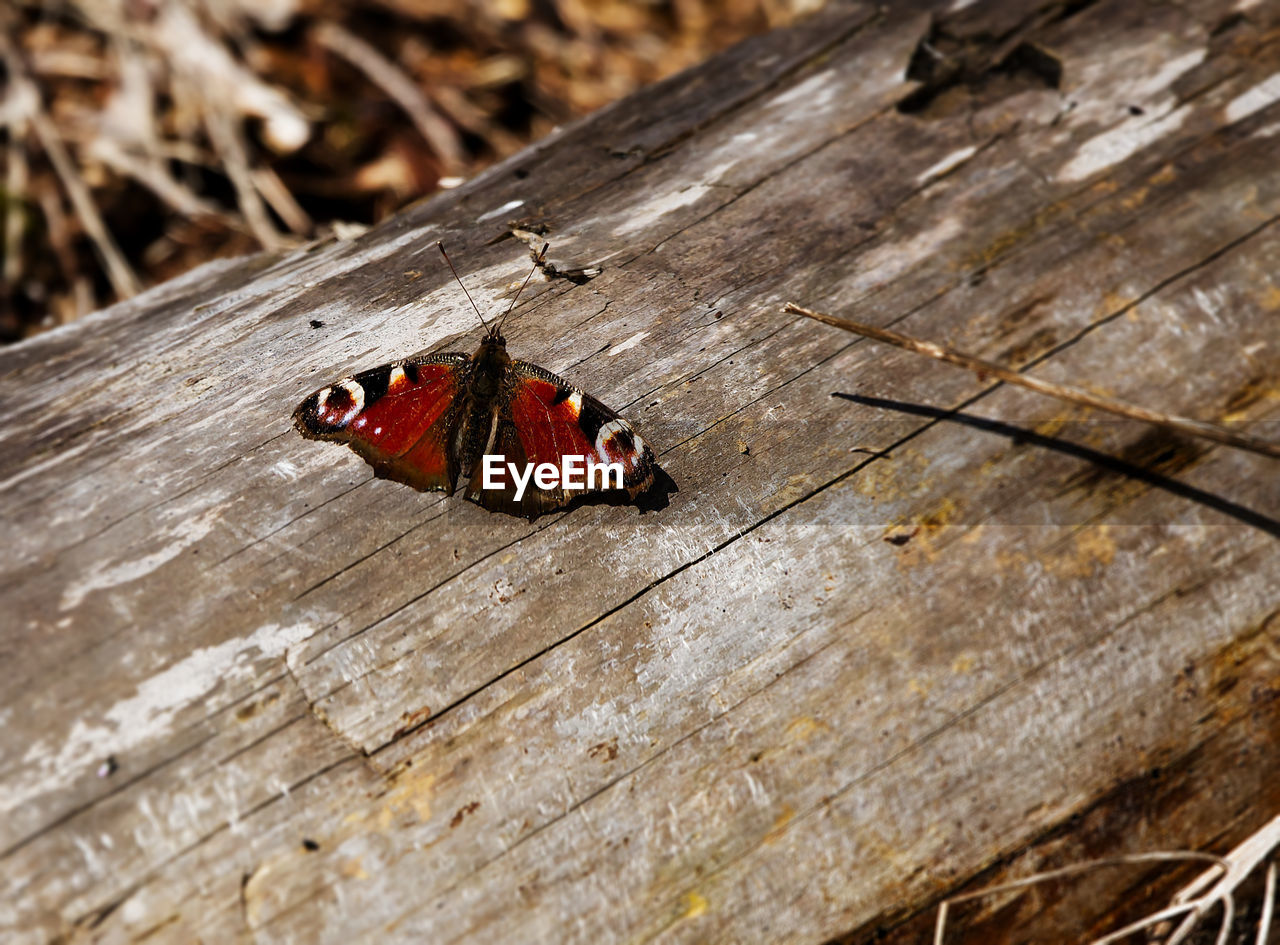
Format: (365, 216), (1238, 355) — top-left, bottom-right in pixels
(294, 352), (470, 492)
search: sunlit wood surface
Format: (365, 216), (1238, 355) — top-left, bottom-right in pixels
(3, 1), (1278, 942)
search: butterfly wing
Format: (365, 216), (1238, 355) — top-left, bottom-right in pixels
(464, 360), (656, 518)
(294, 352), (470, 492)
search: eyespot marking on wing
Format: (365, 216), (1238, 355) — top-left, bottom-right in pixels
(311, 379), (365, 431)
(596, 419), (636, 462)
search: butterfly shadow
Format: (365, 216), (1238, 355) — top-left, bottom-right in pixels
(554, 464), (678, 520)
(832, 392), (1280, 538)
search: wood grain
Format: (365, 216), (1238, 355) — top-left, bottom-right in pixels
(2, 1), (1278, 942)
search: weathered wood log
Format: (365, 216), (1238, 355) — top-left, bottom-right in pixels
(3, 1), (1278, 942)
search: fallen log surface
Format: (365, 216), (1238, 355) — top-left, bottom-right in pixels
(2, 1), (1278, 942)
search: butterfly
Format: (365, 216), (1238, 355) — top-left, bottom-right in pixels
(293, 243), (657, 520)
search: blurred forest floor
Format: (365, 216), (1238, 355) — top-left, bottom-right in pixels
(0, 0), (822, 342)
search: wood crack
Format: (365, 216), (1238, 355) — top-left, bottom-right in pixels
(361, 611), (873, 933)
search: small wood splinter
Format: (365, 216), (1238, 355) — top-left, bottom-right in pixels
(784, 302), (1280, 460)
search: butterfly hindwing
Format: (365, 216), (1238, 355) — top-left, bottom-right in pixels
(294, 352), (470, 492)
(464, 360), (656, 518)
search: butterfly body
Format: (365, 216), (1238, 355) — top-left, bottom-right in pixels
(295, 332), (657, 520)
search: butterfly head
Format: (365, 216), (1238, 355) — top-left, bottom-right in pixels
(472, 332), (511, 368)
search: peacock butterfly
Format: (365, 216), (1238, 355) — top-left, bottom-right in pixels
(294, 243), (657, 520)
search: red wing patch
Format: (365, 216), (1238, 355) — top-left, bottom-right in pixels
(294, 354), (469, 493)
(509, 376), (598, 465)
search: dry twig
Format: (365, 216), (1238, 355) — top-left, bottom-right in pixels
(3, 133), (28, 287)
(2, 0), (814, 334)
(931, 813), (1280, 944)
(785, 302), (1280, 460)
(249, 166), (313, 235)
(1163, 812), (1280, 945)
(201, 100), (286, 249)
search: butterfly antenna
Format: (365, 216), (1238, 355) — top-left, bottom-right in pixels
(437, 241), (493, 335)
(496, 242), (549, 335)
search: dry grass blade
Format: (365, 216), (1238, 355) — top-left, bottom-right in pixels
(3, 134), (27, 286)
(931, 852), (1227, 945)
(31, 108), (142, 299)
(249, 165), (312, 236)
(34, 188), (91, 321)
(1165, 812), (1280, 945)
(931, 814), (1280, 944)
(0, 29), (141, 299)
(784, 302), (1280, 460)
(1258, 862), (1276, 945)
(85, 41), (221, 220)
(89, 137), (224, 220)
(1089, 900), (1214, 945)
(201, 101), (285, 249)
(4, 0), (812, 337)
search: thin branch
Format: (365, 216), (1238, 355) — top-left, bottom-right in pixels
(87, 40), (228, 224)
(32, 107), (142, 299)
(784, 302), (1280, 460)
(428, 82), (524, 155)
(1167, 812), (1280, 945)
(314, 21), (465, 171)
(3, 129), (28, 286)
(37, 188), (93, 321)
(88, 137), (225, 221)
(932, 813), (1280, 945)
(1088, 900), (1205, 945)
(249, 166), (312, 236)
